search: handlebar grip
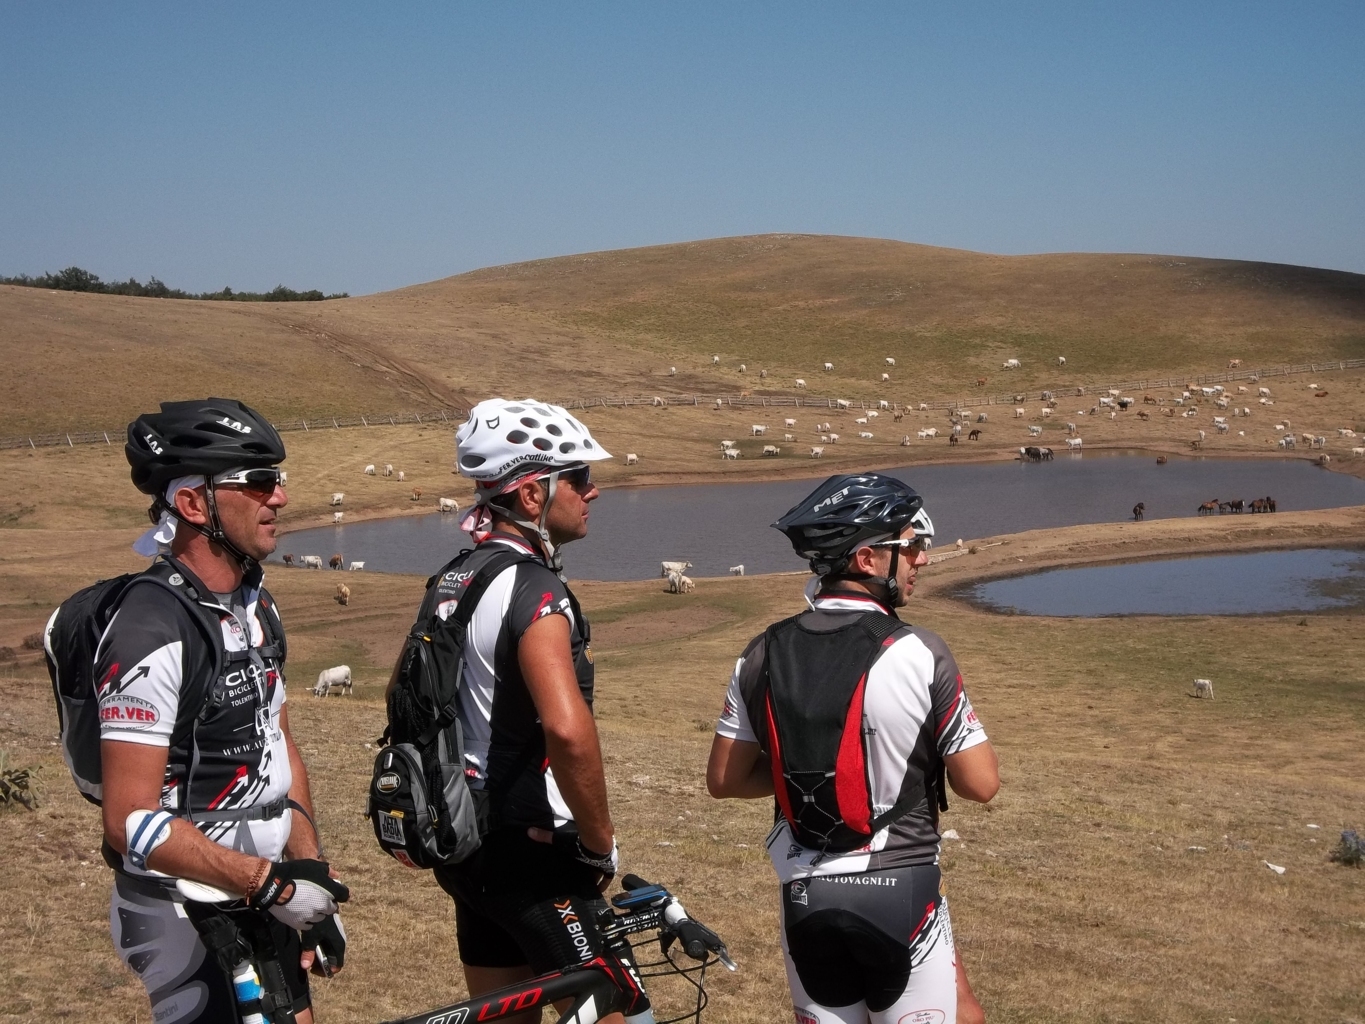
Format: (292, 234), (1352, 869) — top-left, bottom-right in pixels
(621, 873), (653, 891)
(674, 918), (720, 962)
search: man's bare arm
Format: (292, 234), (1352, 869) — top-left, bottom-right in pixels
(943, 742), (1000, 803)
(706, 735), (773, 799)
(279, 704), (323, 860)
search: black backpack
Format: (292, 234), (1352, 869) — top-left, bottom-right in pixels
(43, 557), (284, 807)
(743, 610), (946, 852)
(367, 547), (532, 870)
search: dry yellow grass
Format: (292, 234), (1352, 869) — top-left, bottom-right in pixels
(4, 234), (1363, 436)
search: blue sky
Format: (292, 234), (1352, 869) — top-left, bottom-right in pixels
(2, 3), (1362, 293)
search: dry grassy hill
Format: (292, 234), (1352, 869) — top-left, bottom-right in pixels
(4, 234), (1363, 435)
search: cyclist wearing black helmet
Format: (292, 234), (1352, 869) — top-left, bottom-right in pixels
(97, 399), (347, 1023)
(707, 473), (998, 1024)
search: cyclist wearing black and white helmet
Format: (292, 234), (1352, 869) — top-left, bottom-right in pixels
(96, 399), (347, 1024)
(397, 399), (640, 1022)
(707, 473), (998, 1024)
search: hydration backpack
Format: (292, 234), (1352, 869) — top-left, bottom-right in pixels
(42, 557), (283, 807)
(744, 610), (944, 853)
(367, 546), (532, 869)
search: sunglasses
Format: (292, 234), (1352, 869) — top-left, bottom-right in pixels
(213, 467), (284, 492)
(540, 465), (593, 492)
(870, 536), (931, 551)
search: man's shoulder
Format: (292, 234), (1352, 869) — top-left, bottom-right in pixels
(893, 623), (953, 659)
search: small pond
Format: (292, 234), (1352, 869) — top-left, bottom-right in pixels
(274, 454), (1365, 581)
(956, 548), (1365, 617)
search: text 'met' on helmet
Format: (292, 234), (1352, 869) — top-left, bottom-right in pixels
(125, 398), (286, 495)
(455, 398), (612, 483)
(773, 473), (934, 576)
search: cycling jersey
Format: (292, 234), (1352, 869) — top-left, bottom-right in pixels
(419, 534), (594, 832)
(715, 592), (987, 882)
(94, 559), (292, 870)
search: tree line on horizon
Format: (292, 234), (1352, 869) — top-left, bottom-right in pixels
(0, 265), (347, 302)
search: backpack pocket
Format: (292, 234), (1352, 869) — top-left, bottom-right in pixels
(367, 738), (482, 870)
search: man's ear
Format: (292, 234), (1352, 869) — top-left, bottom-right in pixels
(512, 477), (546, 520)
(173, 487), (210, 526)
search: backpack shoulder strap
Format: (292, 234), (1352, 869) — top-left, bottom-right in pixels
(438, 546), (538, 634)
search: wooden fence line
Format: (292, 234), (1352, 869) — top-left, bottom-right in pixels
(4, 358), (1361, 451)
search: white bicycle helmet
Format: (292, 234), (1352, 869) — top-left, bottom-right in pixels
(456, 398), (612, 571)
(456, 398), (611, 481)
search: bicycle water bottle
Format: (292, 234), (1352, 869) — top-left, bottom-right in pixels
(231, 960), (269, 1024)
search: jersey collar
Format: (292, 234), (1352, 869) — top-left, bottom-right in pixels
(479, 532), (545, 562)
(812, 591), (895, 615)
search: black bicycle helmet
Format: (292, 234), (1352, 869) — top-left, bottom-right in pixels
(127, 398), (286, 496)
(773, 473), (934, 578)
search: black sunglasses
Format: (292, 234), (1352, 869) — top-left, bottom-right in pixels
(213, 467), (284, 491)
(542, 465), (592, 491)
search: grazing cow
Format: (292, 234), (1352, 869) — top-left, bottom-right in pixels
(1002, 358), (1021, 370)
(919, 402), (929, 411)
(824, 362), (834, 371)
(348, 561), (365, 571)
(1216, 422), (1229, 433)
(1041, 408), (1053, 418)
(784, 418), (797, 428)
(922, 428), (936, 438)
(1066, 421), (1078, 434)
(1143, 395), (1158, 405)
(364, 464), (376, 475)
(661, 560), (693, 578)
(1028, 425), (1043, 436)
(1228, 359), (1241, 368)
(917, 429), (929, 439)
(951, 423), (962, 436)
(1020, 446), (1043, 461)
(1133, 502), (1145, 521)
(715, 399), (725, 409)
(669, 366), (677, 376)
(855, 416), (868, 425)
(976, 378), (988, 387)
(885, 357), (896, 366)
(313, 665), (352, 697)
(1057, 356), (1066, 365)
(329, 554), (343, 570)
(729, 565), (745, 576)
(858, 431), (874, 440)
(835, 399), (851, 409)
(893, 410), (904, 422)
(1258, 387), (1271, 397)
(280, 471), (287, 485)
(330, 492), (344, 506)
(1192, 678), (1214, 700)
(881, 373), (891, 382)
(1066, 437), (1083, 450)
(713, 355), (720, 365)
(1353, 447), (1365, 457)
(666, 571), (695, 594)
(335, 583), (350, 606)
(411, 488), (422, 501)
(625, 453), (639, 466)
(810, 446), (825, 458)
(1237, 386), (1248, 394)
(1015, 408), (1026, 418)
(762, 445), (781, 456)
(948, 434), (958, 445)
(380, 463), (392, 477)
(795, 378), (807, 388)
(301, 555), (324, 569)
(397, 471), (405, 482)
(439, 497), (459, 513)
(1197, 500), (1219, 515)
(900, 436), (912, 446)
(759, 369), (767, 379)
(819, 434), (830, 443)
(1117, 398), (1134, 410)
(751, 424), (767, 436)
(879, 400), (891, 410)
(829, 433), (840, 442)
(722, 447), (739, 459)
(977, 412), (988, 423)
(1316, 391), (1329, 398)
(651, 396), (665, 407)
(1137, 410), (1150, 421)
(739, 364), (746, 373)
(1039, 447), (1053, 460)
(784, 433), (795, 442)
(968, 429), (981, 440)
(282, 554), (295, 566)
(333, 512), (343, 524)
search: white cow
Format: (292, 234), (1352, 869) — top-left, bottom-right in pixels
(313, 665), (352, 697)
(1259, 387), (1271, 397)
(715, 398), (725, 409)
(858, 431), (874, 439)
(829, 433), (840, 443)
(824, 362), (834, 371)
(713, 355), (720, 365)
(900, 435), (912, 446)
(333, 512), (344, 524)
(784, 418), (797, 427)
(881, 373), (891, 382)
(1066, 437), (1083, 449)
(1028, 425), (1043, 436)
(855, 417), (868, 425)
(795, 378), (807, 388)
(835, 399), (851, 410)
(1002, 358), (1021, 370)
(348, 561), (365, 571)
(918, 403), (929, 411)
(739, 364), (746, 373)
(1237, 386), (1248, 394)
(666, 571), (695, 594)
(762, 445), (780, 456)
(879, 400), (890, 410)
(364, 464), (376, 475)
(1057, 356), (1066, 365)
(1351, 447), (1365, 456)
(885, 357), (896, 366)
(652, 396), (665, 407)
(330, 492), (344, 506)
(625, 453), (639, 465)
(751, 424), (768, 436)
(1015, 407), (1026, 418)
(439, 497), (459, 513)
(661, 560), (693, 578)
(669, 366), (677, 376)
(810, 446), (825, 458)
(923, 428), (938, 438)
(383, 464), (394, 477)
(1041, 408), (1052, 418)
(301, 555), (324, 569)
(729, 565), (745, 576)
(784, 433), (795, 442)
(1192, 678), (1214, 700)
(397, 471), (405, 482)
(977, 412), (988, 423)
(722, 448), (739, 459)
(866, 410), (879, 419)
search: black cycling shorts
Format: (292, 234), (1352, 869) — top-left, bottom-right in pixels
(781, 864), (950, 1015)
(435, 828), (611, 971)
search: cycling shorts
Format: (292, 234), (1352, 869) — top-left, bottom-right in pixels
(435, 827), (612, 972)
(111, 872), (310, 1024)
(780, 864), (957, 1023)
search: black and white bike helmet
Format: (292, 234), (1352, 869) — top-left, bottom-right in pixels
(773, 473), (934, 602)
(456, 398), (612, 571)
(126, 398), (286, 567)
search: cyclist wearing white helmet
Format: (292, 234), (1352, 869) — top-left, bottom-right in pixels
(707, 474), (998, 1024)
(399, 399), (639, 1022)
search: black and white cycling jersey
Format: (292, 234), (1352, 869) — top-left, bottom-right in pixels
(94, 563), (292, 871)
(420, 534), (594, 833)
(716, 592), (987, 882)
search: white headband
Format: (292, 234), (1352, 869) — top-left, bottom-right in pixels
(132, 475), (205, 557)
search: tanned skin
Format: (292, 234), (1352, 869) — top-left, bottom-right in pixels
(100, 478), (339, 1018)
(706, 528), (996, 1024)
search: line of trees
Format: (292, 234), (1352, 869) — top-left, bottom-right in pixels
(0, 266), (347, 302)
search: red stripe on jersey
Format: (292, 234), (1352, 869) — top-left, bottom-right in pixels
(935, 674), (964, 738)
(532, 591), (556, 620)
(97, 662), (120, 697)
(908, 898), (937, 943)
(208, 765), (248, 810)
(766, 692), (798, 828)
(835, 673), (872, 834)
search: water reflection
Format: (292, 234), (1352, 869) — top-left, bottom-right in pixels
(274, 454), (1365, 581)
(956, 548), (1365, 617)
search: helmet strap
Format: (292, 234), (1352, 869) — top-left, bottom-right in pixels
(496, 471), (564, 574)
(154, 479), (257, 573)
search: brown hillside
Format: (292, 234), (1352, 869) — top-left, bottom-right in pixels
(3, 234), (1363, 434)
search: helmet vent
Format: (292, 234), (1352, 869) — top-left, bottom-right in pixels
(545, 424), (563, 437)
(506, 429), (529, 444)
(559, 442), (577, 454)
(532, 437), (553, 451)
(520, 417), (540, 428)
